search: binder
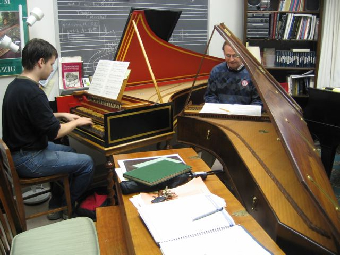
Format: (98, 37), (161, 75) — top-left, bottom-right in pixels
(136, 192), (272, 255)
(123, 159), (192, 186)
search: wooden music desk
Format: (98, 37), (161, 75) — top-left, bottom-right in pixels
(96, 148), (284, 255)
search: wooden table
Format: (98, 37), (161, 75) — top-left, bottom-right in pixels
(96, 148), (284, 255)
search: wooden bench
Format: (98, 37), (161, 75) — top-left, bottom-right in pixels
(96, 206), (128, 255)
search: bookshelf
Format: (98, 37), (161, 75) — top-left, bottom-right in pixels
(243, 0), (323, 95)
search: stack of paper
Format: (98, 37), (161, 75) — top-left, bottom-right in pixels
(200, 103), (262, 117)
(130, 179), (272, 255)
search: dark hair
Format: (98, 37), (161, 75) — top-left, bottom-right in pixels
(21, 38), (58, 70)
(222, 41), (232, 51)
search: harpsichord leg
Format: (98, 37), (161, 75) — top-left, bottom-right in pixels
(105, 155), (116, 205)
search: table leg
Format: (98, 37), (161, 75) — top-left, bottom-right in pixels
(105, 155), (116, 205)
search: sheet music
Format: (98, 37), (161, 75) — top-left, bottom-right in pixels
(200, 103), (261, 116)
(129, 178), (271, 255)
(88, 60), (130, 99)
(160, 225), (272, 255)
(136, 193), (233, 244)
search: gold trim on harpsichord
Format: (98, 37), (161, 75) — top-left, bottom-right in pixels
(120, 95), (155, 109)
(116, 12), (219, 86)
(85, 92), (123, 110)
(307, 175), (340, 214)
(123, 14), (219, 62)
(117, 69), (131, 102)
(106, 104), (172, 144)
(80, 103), (111, 114)
(168, 83), (208, 104)
(258, 66), (266, 74)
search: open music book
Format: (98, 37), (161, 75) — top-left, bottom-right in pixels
(200, 103), (261, 116)
(88, 60), (130, 101)
(132, 180), (272, 255)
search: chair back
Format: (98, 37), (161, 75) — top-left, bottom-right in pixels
(0, 139), (26, 230)
(0, 145), (24, 254)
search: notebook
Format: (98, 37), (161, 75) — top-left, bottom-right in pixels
(122, 159), (192, 186)
(136, 193), (272, 255)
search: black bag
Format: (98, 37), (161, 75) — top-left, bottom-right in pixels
(75, 187), (109, 221)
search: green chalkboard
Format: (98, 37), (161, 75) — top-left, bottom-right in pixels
(56, 0), (208, 76)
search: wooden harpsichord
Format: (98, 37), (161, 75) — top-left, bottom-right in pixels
(114, 9), (223, 122)
(56, 91), (173, 149)
(56, 9), (223, 149)
(177, 23), (340, 254)
(115, 9), (222, 90)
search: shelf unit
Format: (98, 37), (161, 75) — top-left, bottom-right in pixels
(243, 0), (324, 94)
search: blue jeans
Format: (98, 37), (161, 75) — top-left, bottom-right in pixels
(12, 142), (94, 205)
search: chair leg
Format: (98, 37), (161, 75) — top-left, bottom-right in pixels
(63, 177), (72, 218)
(15, 188), (28, 231)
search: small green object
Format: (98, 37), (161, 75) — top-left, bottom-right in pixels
(259, 130), (269, 133)
(123, 159), (191, 186)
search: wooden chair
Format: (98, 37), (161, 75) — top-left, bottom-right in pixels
(0, 158), (99, 255)
(0, 139), (72, 230)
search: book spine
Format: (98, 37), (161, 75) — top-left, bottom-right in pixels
(247, 23), (270, 29)
(247, 13), (270, 18)
(247, 17), (270, 23)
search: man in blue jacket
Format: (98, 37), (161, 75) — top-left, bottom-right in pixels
(202, 41), (262, 168)
(205, 41), (262, 106)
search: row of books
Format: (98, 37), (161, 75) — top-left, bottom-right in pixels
(275, 50), (316, 67)
(286, 72), (315, 96)
(246, 12), (319, 40)
(277, 13), (319, 40)
(269, 13), (319, 40)
(278, 0), (306, 11)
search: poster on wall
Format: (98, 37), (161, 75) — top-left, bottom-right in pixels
(0, 0), (28, 76)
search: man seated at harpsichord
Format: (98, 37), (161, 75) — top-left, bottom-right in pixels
(2, 38), (94, 220)
(201, 41), (263, 168)
(204, 40), (262, 106)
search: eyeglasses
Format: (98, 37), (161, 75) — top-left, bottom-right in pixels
(225, 54), (241, 59)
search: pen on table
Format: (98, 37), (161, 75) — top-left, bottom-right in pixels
(219, 107), (230, 113)
(192, 207), (224, 221)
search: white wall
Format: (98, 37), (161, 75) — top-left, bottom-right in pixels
(208, 0), (244, 58)
(0, 0), (243, 137)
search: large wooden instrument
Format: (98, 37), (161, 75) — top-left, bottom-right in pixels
(177, 23), (340, 254)
(115, 9), (223, 123)
(56, 92), (173, 148)
(56, 9), (223, 148)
